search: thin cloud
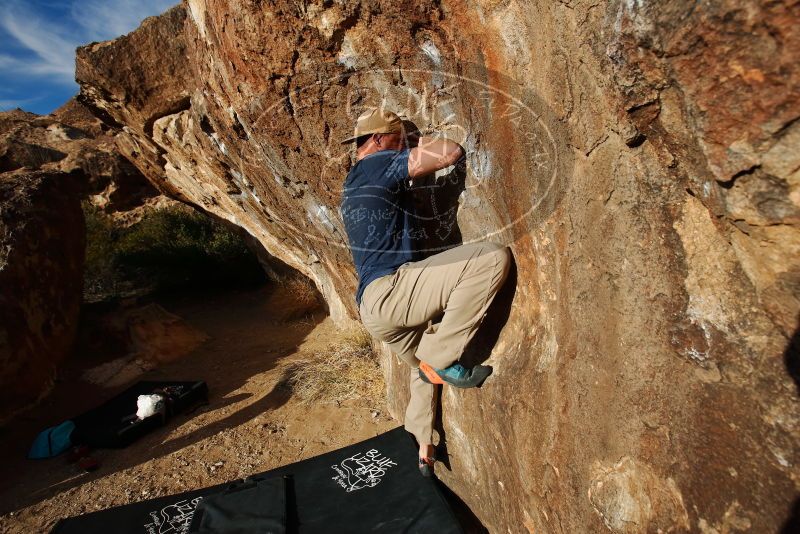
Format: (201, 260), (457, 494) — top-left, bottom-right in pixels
(0, 53), (18, 69)
(0, 2), (77, 84)
(0, 56), (71, 79)
(70, 0), (177, 42)
(0, 96), (43, 111)
(0, 0), (178, 113)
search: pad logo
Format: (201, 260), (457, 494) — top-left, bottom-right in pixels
(143, 497), (203, 534)
(331, 448), (397, 493)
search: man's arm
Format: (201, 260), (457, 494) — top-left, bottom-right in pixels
(407, 135), (464, 179)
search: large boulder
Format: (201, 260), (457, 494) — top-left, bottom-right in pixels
(0, 101), (184, 421)
(0, 170), (85, 422)
(0, 101), (177, 223)
(74, 0), (800, 531)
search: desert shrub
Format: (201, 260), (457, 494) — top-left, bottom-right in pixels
(83, 202), (265, 301)
(278, 274), (321, 314)
(280, 326), (384, 406)
(83, 203), (127, 300)
(340, 325), (373, 351)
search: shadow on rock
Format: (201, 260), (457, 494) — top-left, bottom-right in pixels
(435, 478), (488, 534)
(783, 318), (800, 396)
(781, 494), (800, 534)
(431, 256), (516, 474)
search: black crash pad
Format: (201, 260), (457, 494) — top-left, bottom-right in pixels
(189, 476), (287, 533)
(51, 427), (464, 534)
(70, 381), (208, 449)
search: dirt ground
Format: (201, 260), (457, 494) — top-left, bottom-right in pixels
(0, 284), (399, 533)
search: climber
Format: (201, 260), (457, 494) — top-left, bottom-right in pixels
(339, 107), (512, 477)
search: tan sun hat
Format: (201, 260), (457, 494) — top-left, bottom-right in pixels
(340, 107), (403, 144)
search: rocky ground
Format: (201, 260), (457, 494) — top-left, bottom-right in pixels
(0, 284), (399, 533)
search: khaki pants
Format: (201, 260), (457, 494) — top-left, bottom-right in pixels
(358, 242), (511, 445)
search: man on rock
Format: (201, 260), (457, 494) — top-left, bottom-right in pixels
(339, 107), (511, 476)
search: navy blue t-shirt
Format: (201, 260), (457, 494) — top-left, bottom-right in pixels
(340, 149), (421, 307)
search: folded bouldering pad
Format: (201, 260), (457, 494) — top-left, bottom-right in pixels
(189, 476), (287, 533)
(70, 380), (208, 449)
(51, 426), (464, 533)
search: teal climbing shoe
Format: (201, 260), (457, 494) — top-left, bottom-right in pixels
(419, 455), (435, 477)
(419, 361), (492, 388)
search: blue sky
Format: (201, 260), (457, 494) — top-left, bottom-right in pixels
(0, 0), (177, 115)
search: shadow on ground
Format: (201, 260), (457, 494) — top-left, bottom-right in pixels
(0, 283), (323, 515)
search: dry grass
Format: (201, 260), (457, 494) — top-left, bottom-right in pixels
(280, 326), (385, 407)
(340, 325), (373, 351)
(281, 275), (320, 310)
(269, 273), (322, 320)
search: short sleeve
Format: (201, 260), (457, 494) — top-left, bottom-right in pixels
(383, 148), (412, 189)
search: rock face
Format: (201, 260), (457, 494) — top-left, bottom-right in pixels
(0, 101), (177, 224)
(0, 100), (187, 421)
(74, 0), (799, 531)
(80, 302), (209, 388)
(0, 170), (85, 422)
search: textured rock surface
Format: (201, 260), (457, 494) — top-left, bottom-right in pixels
(74, 0), (800, 531)
(0, 101), (186, 421)
(0, 101), (176, 223)
(0, 170), (85, 422)
(80, 302), (209, 388)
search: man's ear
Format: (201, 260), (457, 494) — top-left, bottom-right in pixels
(373, 133), (383, 147)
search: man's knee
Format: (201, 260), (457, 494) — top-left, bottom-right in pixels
(497, 245), (512, 281)
(396, 349), (420, 368)
(481, 242), (512, 282)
